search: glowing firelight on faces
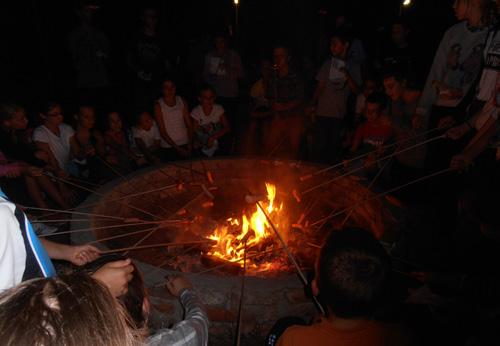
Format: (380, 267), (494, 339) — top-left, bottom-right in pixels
(206, 183), (284, 271)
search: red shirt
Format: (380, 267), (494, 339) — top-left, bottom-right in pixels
(354, 119), (393, 148)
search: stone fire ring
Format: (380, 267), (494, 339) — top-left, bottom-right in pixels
(71, 158), (397, 343)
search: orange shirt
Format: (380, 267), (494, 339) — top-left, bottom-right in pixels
(277, 318), (411, 346)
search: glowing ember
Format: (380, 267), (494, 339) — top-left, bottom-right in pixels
(206, 183), (286, 271)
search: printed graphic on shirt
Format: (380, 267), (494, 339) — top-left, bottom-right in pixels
(485, 37), (500, 71)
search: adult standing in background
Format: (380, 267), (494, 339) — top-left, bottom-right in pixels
(203, 35), (243, 150)
(68, 2), (111, 111)
(418, 0), (495, 170)
(265, 46), (305, 159)
(128, 8), (169, 115)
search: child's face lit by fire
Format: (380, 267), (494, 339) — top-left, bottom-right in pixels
(78, 107), (95, 130)
(44, 105), (64, 126)
(108, 112), (123, 132)
(199, 90), (216, 110)
(365, 102), (382, 122)
(138, 112), (154, 131)
(383, 77), (404, 102)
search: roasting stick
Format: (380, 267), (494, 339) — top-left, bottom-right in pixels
(20, 205), (144, 222)
(44, 172), (161, 221)
(254, 200), (326, 316)
(301, 134), (446, 196)
(123, 192), (207, 256)
(90, 225), (163, 244)
(99, 240), (215, 254)
(310, 167), (454, 228)
(37, 219), (184, 238)
(234, 243), (247, 346)
(312, 157), (393, 233)
(267, 133), (289, 158)
(299, 126), (444, 182)
(341, 156), (394, 228)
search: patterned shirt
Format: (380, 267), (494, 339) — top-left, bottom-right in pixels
(147, 289), (209, 346)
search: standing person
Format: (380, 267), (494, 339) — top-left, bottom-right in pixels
(265, 46), (305, 159)
(202, 35), (243, 146)
(418, 0), (495, 170)
(310, 29), (362, 163)
(190, 85), (231, 157)
(127, 8), (168, 114)
(68, 2), (111, 110)
(154, 78), (192, 161)
(378, 21), (419, 88)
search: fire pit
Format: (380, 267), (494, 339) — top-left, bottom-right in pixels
(72, 158), (399, 344)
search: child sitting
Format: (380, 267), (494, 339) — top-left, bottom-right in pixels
(190, 85), (230, 157)
(350, 92), (393, 176)
(131, 111), (162, 165)
(277, 228), (413, 346)
(351, 92), (393, 154)
(103, 111), (146, 174)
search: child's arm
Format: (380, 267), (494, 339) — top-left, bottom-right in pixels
(351, 126), (363, 153)
(155, 102), (188, 155)
(207, 113), (231, 147)
(134, 137), (160, 164)
(69, 135), (86, 160)
(34, 141), (65, 176)
(181, 99), (194, 152)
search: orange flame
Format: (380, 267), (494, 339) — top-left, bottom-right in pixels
(206, 183), (285, 271)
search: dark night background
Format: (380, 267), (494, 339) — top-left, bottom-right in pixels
(0, 0), (457, 113)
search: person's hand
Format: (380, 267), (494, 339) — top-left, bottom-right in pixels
(135, 156), (147, 166)
(437, 116), (455, 129)
(23, 166), (43, 177)
(92, 259), (134, 297)
(106, 155), (119, 165)
(65, 244), (101, 266)
(446, 123), (470, 140)
(412, 114), (423, 130)
(86, 147), (96, 156)
(176, 146), (190, 157)
(5, 167), (22, 178)
(450, 153), (473, 171)
(165, 275), (192, 297)
(56, 169), (69, 178)
(206, 138), (215, 149)
(60, 185), (77, 204)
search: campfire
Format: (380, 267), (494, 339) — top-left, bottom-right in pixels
(205, 183), (286, 273)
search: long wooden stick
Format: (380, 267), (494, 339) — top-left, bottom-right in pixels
(123, 192), (206, 256)
(310, 167), (454, 227)
(301, 134), (445, 196)
(21, 205), (140, 222)
(255, 200), (326, 316)
(46, 173), (161, 221)
(340, 156), (393, 228)
(89, 225), (163, 244)
(234, 243), (247, 346)
(300, 126), (444, 182)
(101, 239), (214, 254)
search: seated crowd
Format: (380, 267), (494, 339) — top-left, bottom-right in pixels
(1, 1), (500, 344)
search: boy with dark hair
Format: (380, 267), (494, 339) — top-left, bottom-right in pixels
(351, 92), (392, 154)
(277, 228), (411, 346)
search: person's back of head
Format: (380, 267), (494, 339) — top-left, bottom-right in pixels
(316, 228), (390, 319)
(0, 273), (139, 346)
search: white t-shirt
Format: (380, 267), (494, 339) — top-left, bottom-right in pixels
(157, 97), (190, 148)
(33, 124), (75, 170)
(0, 196), (27, 291)
(132, 123), (161, 149)
(190, 104), (224, 130)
